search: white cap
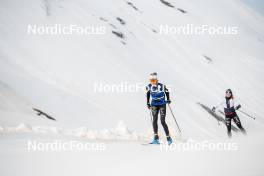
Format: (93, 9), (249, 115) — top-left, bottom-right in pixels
(149, 72), (157, 80)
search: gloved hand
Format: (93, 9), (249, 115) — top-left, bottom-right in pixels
(167, 100), (171, 104)
(212, 107), (216, 112)
(235, 104), (241, 110)
(147, 103), (151, 109)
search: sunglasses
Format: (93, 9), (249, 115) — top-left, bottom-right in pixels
(226, 91), (231, 94)
(149, 79), (157, 83)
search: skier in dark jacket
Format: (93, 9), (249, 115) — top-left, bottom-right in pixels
(146, 72), (172, 144)
(212, 89), (246, 138)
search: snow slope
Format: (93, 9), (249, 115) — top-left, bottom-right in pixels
(0, 0), (264, 175)
(1, 0), (264, 135)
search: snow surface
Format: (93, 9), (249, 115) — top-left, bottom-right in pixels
(0, 0), (264, 175)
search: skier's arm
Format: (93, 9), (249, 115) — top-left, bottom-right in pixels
(234, 99), (242, 110)
(146, 86), (151, 109)
(164, 86), (171, 103)
(146, 90), (150, 104)
(235, 104), (241, 110)
(212, 101), (224, 112)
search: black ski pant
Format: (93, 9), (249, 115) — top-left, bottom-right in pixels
(225, 113), (246, 138)
(151, 104), (170, 138)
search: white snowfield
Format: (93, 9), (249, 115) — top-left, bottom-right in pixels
(0, 0), (264, 175)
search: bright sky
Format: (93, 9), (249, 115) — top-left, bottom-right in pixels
(241, 0), (264, 15)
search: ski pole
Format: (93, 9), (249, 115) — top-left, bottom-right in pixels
(168, 104), (182, 133)
(238, 110), (256, 120)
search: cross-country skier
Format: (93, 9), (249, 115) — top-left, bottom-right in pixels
(146, 72), (172, 145)
(212, 89), (246, 138)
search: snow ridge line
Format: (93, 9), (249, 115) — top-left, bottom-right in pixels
(0, 122), (152, 141)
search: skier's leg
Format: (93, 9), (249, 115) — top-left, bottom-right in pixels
(160, 105), (170, 137)
(151, 106), (159, 140)
(225, 115), (232, 138)
(233, 114), (247, 135)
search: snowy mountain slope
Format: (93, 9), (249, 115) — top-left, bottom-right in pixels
(0, 81), (30, 113)
(0, 0), (264, 138)
(1, 0), (264, 176)
(0, 80), (60, 128)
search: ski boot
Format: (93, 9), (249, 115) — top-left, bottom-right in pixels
(167, 136), (173, 145)
(150, 134), (160, 144)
